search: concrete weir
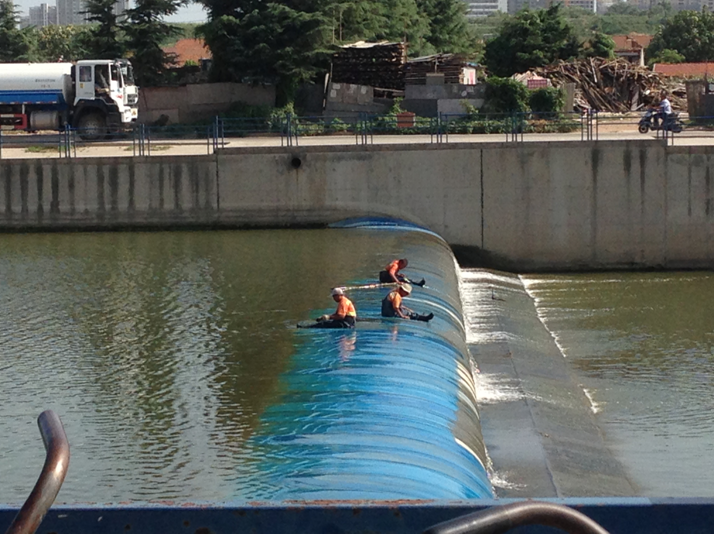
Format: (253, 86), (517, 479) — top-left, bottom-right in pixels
(2, 140), (714, 270)
(461, 268), (636, 498)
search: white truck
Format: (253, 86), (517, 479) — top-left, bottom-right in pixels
(0, 59), (139, 139)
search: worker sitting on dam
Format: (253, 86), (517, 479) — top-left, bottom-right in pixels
(379, 259), (425, 287)
(381, 284), (433, 322)
(300, 288), (357, 329)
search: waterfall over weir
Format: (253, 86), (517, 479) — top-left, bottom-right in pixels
(242, 220), (493, 500)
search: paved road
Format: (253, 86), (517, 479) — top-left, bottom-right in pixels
(2, 128), (713, 159)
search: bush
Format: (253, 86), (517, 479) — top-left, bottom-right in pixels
(484, 77), (529, 113)
(528, 87), (565, 115)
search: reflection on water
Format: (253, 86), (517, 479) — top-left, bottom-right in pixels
(0, 228), (489, 504)
(522, 271), (714, 497)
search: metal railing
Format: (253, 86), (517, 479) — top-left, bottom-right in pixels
(4, 410), (70, 534)
(3, 110), (714, 159)
(423, 501), (609, 534)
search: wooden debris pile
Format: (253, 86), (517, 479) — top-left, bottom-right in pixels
(533, 58), (665, 112)
(331, 41), (407, 90)
(405, 53), (473, 85)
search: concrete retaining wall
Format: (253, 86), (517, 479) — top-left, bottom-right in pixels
(2, 140), (714, 270)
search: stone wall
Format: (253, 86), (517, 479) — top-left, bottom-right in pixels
(138, 83), (276, 124)
(2, 140), (714, 270)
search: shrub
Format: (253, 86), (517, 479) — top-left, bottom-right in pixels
(484, 77), (529, 114)
(528, 87), (565, 115)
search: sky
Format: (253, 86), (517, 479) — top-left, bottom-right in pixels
(15, 0), (208, 23)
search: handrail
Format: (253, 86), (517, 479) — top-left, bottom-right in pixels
(4, 410), (70, 534)
(423, 501), (610, 534)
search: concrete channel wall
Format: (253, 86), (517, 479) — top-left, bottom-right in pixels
(1, 140), (714, 270)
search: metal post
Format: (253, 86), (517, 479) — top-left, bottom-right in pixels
(423, 501), (609, 534)
(0, 130), (3, 159)
(4, 410), (70, 534)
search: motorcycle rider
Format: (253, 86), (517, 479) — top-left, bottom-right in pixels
(654, 90), (673, 130)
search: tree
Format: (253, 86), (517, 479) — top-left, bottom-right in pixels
(0, 0), (32, 61)
(416, 0), (475, 54)
(584, 31), (615, 58)
(197, 0), (332, 104)
(82, 0), (125, 58)
(123, 0), (186, 86)
(35, 25), (91, 61)
(648, 48), (685, 65)
(647, 10), (714, 62)
(483, 5), (581, 77)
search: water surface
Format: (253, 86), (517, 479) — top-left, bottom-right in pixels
(0, 228), (489, 504)
(522, 271), (714, 497)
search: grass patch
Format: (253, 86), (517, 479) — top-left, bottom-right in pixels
(24, 145), (60, 153)
(123, 145), (172, 152)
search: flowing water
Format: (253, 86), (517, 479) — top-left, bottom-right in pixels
(0, 227), (491, 504)
(515, 271), (714, 497)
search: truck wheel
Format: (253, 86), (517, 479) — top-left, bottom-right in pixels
(77, 113), (106, 141)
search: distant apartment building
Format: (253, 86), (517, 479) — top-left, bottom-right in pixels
(562, 0), (597, 11)
(56, 0), (86, 25)
(463, 0), (507, 17)
(28, 3), (57, 26)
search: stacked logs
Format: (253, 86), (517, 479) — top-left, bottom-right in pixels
(331, 41), (407, 90)
(533, 58), (665, 112)
(405, 54), (471, 85)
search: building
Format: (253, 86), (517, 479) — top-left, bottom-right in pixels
(28, 3), (57, 26)
(463, 0), (507, 17)
(56, 0), (86, 25)
(611, 33), (652, 67)
(164, 38), (212, 67)
(653, 62), (714, 78)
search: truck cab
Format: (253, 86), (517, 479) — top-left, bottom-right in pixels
(73, 59), (139, 138)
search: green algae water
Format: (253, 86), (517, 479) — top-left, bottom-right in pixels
(0, 228), (490, 505)
(521, 271), (714, 497)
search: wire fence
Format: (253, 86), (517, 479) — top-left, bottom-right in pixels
(2, 110), (712, 159)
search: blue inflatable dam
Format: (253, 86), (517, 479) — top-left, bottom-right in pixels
(239, 219), (493, 501)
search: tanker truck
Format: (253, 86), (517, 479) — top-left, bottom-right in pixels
(0, 59), (138, 140)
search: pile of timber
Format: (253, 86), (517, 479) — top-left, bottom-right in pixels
(331, 41), (407, 90)
(533, 58), (665, 112)
(405, 53), (470, 85)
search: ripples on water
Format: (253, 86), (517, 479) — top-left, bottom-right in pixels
(520, 271), (714, 497)
(0, 229), (489, 504)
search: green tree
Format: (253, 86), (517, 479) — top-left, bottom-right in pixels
(584, 31), (615, 58)
(416, 0), (475, 54)
(123, 0), (186, 86)
(0, 0), (32, 61)
(483, 5), (581, 77)
(647, 10), (714, 62)
(82, 0), (125, 58)
(35, 25), (91, 61)
(648, 48), (685, 65)
(484, 76), (529, 113)
(197, 0), (332, 104)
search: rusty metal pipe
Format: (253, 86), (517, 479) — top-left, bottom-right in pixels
(423, 501), (610, 534)
(4, 410), (70, 534)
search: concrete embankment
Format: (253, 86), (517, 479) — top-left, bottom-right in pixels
(460, 268), (637, 498)
(2, 140), (714, 270)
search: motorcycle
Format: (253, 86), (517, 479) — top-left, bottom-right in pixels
(638, 108), (684, 134)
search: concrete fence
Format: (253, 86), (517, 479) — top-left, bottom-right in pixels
(1, 140), (714, 270)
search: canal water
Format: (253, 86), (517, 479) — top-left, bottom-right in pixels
(0, 227), (490, 504)
(467, 269), (714, 498)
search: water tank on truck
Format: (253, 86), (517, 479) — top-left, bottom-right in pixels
(0, 63), (73, 131)
(0, 59), (139, 139)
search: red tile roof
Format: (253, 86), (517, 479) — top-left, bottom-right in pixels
(652, 62), (714, 78)
(611, 33), (653, 51)
(164, 38), (211, 65)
